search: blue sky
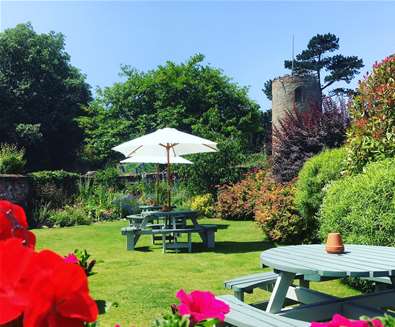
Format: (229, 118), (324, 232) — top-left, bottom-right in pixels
(1, 1), (394, 109)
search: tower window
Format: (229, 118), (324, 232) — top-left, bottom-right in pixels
(295, 86), (304, 104)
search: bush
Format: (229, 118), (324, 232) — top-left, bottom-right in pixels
(272, 97), (348, 182)
(319, 158), (395, 246)
(179, 138), (246, 195)
(77, 179), (122, 221)
(0, 144), (26, 174)
(29, 170), (80, 209)
(190, 193), (215, 218)
(255, 176), (314, 244)
(295, 147), (347, 221)
(49, 204), (91, 227)
(215, 169), (266, 220)
(346, 55), (395, 173)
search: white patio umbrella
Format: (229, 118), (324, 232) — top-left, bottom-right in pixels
(120, 155), (193, 205)
(113, 128), (218, 208)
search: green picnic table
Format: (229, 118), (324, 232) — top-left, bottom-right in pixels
(122, 210), (217, 252)
(259, 244), (395, 321)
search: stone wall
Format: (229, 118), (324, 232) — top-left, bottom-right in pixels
(0, 175), (31, 210)
(272, 75), (321, 129)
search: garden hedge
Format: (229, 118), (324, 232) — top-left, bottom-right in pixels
(319, 158), (395, 246)
(295, 147), (346, 222)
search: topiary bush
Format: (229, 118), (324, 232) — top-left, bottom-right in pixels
(319, 158), (395, 246)
(295, 147), (347, 222)
(254, 176), (314, 244)
(0, 144), (26, 174)
(272, 97), (348, 183)
(346, 55), (395, 174)
(190, 193), (215, 218)
(215, 169), (266, 220)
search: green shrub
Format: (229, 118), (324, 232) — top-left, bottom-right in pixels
(0, 144), (26, 174)
(190, 193), (215, 218)
(295, 147), (346, 221)
(319, 158), (395, 246)
(346, 55), (395, 173)
(49, 205), (91, 227)
(215, 170), (267, 220)
(255, 177), (314, 244)
(77, 179), (122, 221)
(29, 170), (79, 209)
(178, 138), (246, 195)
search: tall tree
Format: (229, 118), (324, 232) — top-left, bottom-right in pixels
(79, 54), (266, 168)
(264, 33), (364, 100)
(0, 23), (91, 170)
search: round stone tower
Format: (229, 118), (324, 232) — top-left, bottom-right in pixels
(272, 75), (321, 129)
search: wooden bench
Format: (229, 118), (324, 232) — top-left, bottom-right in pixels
(224, 272), (393, 303)
(217, 295), (309, 327)
(224, 272), (306, 302)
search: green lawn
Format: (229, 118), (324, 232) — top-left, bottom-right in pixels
(34, 219), (359, 327)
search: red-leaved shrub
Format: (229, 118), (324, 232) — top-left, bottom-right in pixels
(215, 169), (267, 220)
(272, 97), (348, 183)
(254, 175), (315, 244)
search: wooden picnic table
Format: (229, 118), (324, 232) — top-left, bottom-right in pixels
(138, 205), (176, 212)
(260, 244), (395, 321)
(122, 210), (217, 252)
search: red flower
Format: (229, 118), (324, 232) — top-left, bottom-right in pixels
(0, 200), (36, 248)
(0, 238), (33, 324)
(176, 289), (229, 324)
(311, 314), (383, 327)
(64, 253), (79, 264)
(22, 250), (98, 327)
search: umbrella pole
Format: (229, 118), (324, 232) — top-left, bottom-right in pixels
(156, 163), (160, 205)
(166, 144), (171, 208)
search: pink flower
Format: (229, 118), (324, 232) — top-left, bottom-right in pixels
(64, 253), (79, 264)
(311, 314), (383, 327)
(176, 289), (229, 324)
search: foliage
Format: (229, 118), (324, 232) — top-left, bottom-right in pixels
(0, 23), (91, 170)
(49, 204), (92, 227)
(29, 170), (80, 211)
(346, 55), (395, 174)
(77, 179), (123, 221)
(319, 158), (395, 246)
(272, 97), (348, 182)
(295, 147), (347, 222)
(215, 169), (267, 221)
(0, 143), (26, 174)
(263, 80), (273, 101)
(94, 165), (123, 189)
(255, 176), (314, 244)
(74, 248), (96, 276)
(284, 33), (363, 95)
(179, 137), (246, 195)
(153, 314), (190, 327)
(190, 194), (215, 218)
(78, 54), (265, 168)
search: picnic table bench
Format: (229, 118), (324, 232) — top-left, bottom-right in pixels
(222, 244), (395, 327)
(121, 210), (217, 253)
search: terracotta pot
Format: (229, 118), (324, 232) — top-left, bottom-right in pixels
(325, 232), (344, 254)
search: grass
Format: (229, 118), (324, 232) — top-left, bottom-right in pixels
(33, 219), (359, 327)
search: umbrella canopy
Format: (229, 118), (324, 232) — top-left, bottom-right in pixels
(112, 127), (218, 158)
(113, 128), (217, 208)
(120, 155), (193, 165)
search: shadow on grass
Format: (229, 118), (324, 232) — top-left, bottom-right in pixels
(133, 246), (153, 252)
(195, 240), (274, 254)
